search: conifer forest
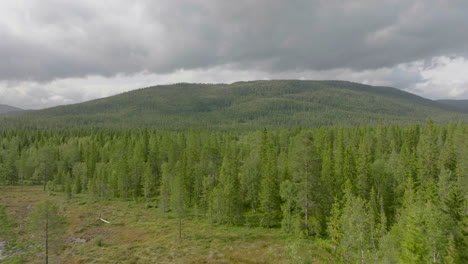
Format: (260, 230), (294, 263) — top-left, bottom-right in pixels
(0, 121), (466, 263)
(1, 1), (468, 263)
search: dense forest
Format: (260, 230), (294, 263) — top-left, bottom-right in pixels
(0, 121), (466, 263)
(438, 100), (468, 112)
(2, 81), (467, 129)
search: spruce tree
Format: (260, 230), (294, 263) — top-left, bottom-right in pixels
(279, 180), (296, 233)
(356, 137), (372, 198)
(444, 234), (460, 264)
(142, 162), (155, 203)
(416, 120), (439, 183)
(30, 201), (66, 264)
(289, 132), (321, 235)
(397, 178), (430, 264)
(209, 145), (243, 225)
(340, 182), (371, 263)
(170, 160), (189, 238)
(259, 130), (281, 227)
(159, 162), (172, 212)
(327, 198), (343, 259)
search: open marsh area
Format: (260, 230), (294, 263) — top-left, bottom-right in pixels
(0, 186), (317, 264)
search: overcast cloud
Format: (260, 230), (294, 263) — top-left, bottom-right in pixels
(0, 0), (467, 109)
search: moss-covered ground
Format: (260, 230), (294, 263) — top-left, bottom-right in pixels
(0, 186), (332, 264)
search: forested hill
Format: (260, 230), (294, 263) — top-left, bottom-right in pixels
(2, 80), (467, 129)
(0, 104), (23, 115)
(437, 99), (468, 112)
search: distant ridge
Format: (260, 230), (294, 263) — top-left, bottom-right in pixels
(1, 80), (467, 129)
(0, 104), (23, 115)
(437, 99), (468, 112)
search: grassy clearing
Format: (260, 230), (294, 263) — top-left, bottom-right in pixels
(0, 186), (325, 263)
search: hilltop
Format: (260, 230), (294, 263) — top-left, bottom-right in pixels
(0, 104), (23, 115)
(1, 80), (466, 129)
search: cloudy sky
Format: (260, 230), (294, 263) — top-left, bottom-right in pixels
(1, 0), (467, 109)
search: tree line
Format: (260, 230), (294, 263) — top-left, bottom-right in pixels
(2, 81), (467, 130)
(0, 121), (466, 263)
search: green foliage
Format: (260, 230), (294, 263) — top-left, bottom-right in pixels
(0, 205), (11, 236)
(209, 146), (243, 225)
(287, 239), (313, 264)
(340, 193), (370, 263)
(94, 235), (104, 247)
(0, 121), (466, 262)
(259, 130), (281, 227)
(437, 99), (468, 112)
(327, 199), (343, 258)
(30, 200), (67, 263)
(1, 80), (467, 129)
(445, 234), (460, 264)
(289, 132), (323, 236)
(280, 180), (296, 233)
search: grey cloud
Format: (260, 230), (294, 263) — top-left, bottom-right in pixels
(2, 58), (467, 109)
(0, 0), (467, 83)
(384, 67), (425, 91)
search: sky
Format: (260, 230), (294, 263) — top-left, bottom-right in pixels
(0, 0), (467, 109)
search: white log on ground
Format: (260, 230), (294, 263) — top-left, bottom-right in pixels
(99, 218), (111, 224)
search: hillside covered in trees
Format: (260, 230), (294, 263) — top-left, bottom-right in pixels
(438, 100), (468, 112)
(0, 81), (466, 263)
(0, 104), (23, 115)
(0, 121), (466, 263)
(2, 80), (467, 129)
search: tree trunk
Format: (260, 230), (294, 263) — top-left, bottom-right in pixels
(43, 175), (47, 192)
(45, 211), (49, 264)
(305, 194), (309, 234)
(304, 160), (309, 235)
(178, 217), (182, 239)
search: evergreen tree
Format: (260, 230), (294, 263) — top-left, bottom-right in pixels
(279, 180), (296, 233)
(159, 162), (172, 212)
(416, 120), (439, 183)
(444, 234), (460, 264)
(340, 182), (371, 263)
(71, 162), (87, 194)
(289, 132), (322, 235)
(209, 145), (243, 225)
(170, 160), (189, 239)
(259, 130), (281, 227)
(30, 201), (66, 264)
(327, 198), (343, 259)
(320, 142), (334, 210)
(35, 147), (56, 191)
(333, 130), (345, 194)
(356, 137), (372, 198)
(142, 162), (155, 203)
(129, 140), (146, 200)
(397, 178), (430, 264)
(395, 142), (417, 197)
(343, 145), (357, 188)
(442, 186), (467, 262)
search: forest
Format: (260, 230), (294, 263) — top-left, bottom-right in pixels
(0, 120), (466, 263)
(2, 81), (467, 130)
